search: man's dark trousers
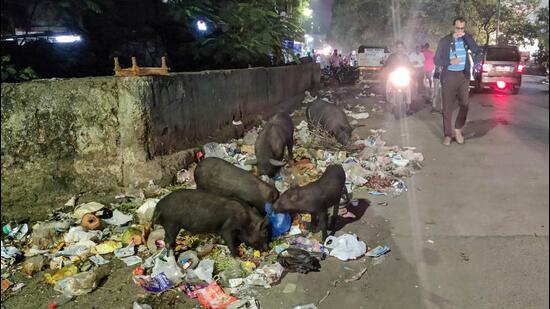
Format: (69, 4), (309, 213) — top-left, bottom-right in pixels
(442, 71), (469, 137)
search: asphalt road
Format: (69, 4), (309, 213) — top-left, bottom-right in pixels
(259, 75), (549, 309)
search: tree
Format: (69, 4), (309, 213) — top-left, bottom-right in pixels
(328, 0), (542, 52)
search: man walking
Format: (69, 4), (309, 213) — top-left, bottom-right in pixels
(434, 17), (480, 146)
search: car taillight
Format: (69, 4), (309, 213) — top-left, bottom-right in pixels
(482, 63), (491, 72)
(517, 64), (524, 73)
(496, 81), (506, 89)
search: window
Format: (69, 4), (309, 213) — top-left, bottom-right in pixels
(486, 47), (520, 61)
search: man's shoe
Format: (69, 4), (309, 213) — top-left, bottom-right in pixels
(442, 136), (452, 146)
(455, 129), (465, 144)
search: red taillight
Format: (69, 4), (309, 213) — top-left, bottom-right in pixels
(496, 81), (506, 89)
(517, 64), (524, 73)
(482, 63), (491, 72)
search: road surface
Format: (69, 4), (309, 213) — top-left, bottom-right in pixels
(259, 75), (549, 309)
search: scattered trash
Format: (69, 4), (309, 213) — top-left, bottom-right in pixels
(11, 282), (25, 292)
(136, 199), (159, 225)
(178, 250), (199, 270)
(377, 202), (389, 206)
(44, 265), (79, 285)
(265, 203), (291, 238)
(146, 228), (165, 253)
(93, 240), (122, 254)
(3, 223), (29, 240)
(133, 272), (174, 293)
(121, 255), (143, 266)
(89, 254), (110, 266)
(53, 268), (106, 296)
(114, 244), (136, 258)
(103, 210), (133, 226)
(22, 255), (46, 276)
(196, 281), (238, 309)
(186, 259), (214, 283)
(350, 112), (369, 120)
(227, 297), (262, 309)
(152, 255), (184, 284)
(1, 278), (12, 292)
(344, 267), (368, 282)
(427, 239), (435, 244)
(366, 245), (391, 257)
(277, 248), (321, 274)
(324, 234), (367, 261)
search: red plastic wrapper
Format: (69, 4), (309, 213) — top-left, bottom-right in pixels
(196, 281), (237, 309)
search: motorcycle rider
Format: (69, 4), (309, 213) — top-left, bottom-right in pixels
(384, 40), (414, 115)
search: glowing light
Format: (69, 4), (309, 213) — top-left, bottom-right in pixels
(389, 67), (411, 87)
(54, 35), (81, 43)
(496, 81), (506, 89)
(197, 20), (207, 31)
(303, 8), (313, 17)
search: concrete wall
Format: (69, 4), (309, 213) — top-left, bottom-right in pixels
(0, 63), (320, 221)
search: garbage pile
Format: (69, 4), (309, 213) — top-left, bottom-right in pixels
(1, 91), (421, 308)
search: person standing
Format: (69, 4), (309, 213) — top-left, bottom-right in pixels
(422, 43), (435, 94)
(434, 17), (480, 146)
(408, 45), (425, 100)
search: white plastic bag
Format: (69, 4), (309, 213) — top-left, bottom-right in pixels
(136, 199), (159, 225)
(323, 233), (366, 261)
(186, 259), (214, 283)
(151, 255), (184, 285)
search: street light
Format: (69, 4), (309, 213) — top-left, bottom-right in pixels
(196, 20), (207, 32)
(303, 8), (313, 18)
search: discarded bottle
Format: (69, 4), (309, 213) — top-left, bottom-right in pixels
(49, 292), (74, 308)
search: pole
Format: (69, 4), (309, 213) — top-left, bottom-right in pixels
(496, 0), (501, 44)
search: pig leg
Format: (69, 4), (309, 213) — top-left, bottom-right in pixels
(164, 225), (180, 257)
(318, 211), (329, 241)
(286, 141), (294, 161)
(330, 204), (339, 235)
(220, 220), (239, 256)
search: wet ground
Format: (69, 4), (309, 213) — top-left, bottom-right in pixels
(2, 76), (548, 309)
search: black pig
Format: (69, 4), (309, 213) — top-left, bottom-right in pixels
(194, 157), (279, 214)
(272, 165), (349, 240)
(254, 112), (294, 177)
(152, 189), (269, 256)
(306, 99), (353, 146)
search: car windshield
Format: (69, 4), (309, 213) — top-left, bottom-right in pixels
(486, 48), (519, 61)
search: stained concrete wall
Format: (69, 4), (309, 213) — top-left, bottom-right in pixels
(0, 63), (320, 221)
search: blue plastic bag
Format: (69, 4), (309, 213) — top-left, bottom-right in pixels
(265, 203), (291, 238)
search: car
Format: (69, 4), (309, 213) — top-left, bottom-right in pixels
(356, 45), (390, 83)
(471, 45), (523, 94)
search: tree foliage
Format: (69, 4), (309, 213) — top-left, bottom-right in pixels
(329, 0), (544, 51)
(0, 0), (308, 79)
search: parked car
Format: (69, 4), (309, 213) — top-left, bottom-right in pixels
(471, 45), (523, 94)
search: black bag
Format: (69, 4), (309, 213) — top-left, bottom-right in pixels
(277, 248), (321, 274)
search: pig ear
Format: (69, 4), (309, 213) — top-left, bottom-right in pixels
(269, 159), (286, 167)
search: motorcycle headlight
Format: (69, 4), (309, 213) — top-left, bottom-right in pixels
(389, 67), (410, 87)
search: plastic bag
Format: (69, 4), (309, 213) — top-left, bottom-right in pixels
(22, 255), (46, 276)
(196, 281), (237, 309)
(136, 199), (159, 225)
(203, 142), (228, 159)
(151, 255), (184, 285)
(186, 259), (214, 283)
(133, 273), (173, 293)
(323, 233), (366, 261)
(264, 203), (291, 238)
(277, 248), (321, 274)
(53, 268), (106, 296)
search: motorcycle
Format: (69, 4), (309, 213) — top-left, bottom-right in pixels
(385, 67), (412, 119)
